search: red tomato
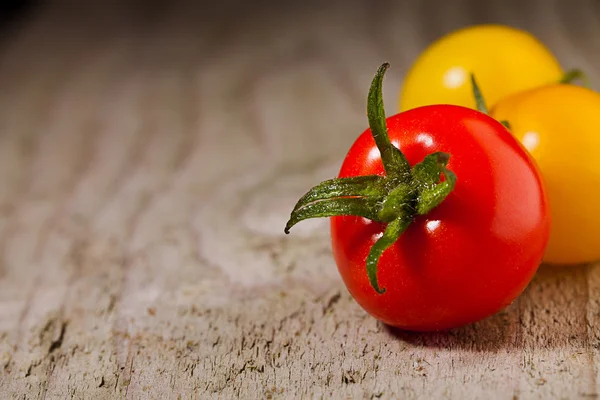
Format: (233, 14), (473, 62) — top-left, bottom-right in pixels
(285, 64), (550, 332)
(331, 105), (550, 331)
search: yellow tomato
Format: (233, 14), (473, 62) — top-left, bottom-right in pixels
(490, 84), (600, 265)
(399, 24), (564, 112)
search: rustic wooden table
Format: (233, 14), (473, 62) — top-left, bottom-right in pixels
(1, 0), (599, 398)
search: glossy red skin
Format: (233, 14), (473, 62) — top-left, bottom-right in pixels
(330, 105), (550, 332)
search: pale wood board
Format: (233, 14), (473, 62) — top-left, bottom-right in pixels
(1, 0), (600, 398)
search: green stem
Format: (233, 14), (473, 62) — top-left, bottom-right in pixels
(470, 74), (488, 114)
(470, 74), (510, 129)
(560, 68), (590, 87)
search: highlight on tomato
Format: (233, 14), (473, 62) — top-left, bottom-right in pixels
(285, 63), (551, 332)
(398, 24), (581, 112)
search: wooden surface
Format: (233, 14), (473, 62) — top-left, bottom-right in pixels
(1, 0), (600, 398)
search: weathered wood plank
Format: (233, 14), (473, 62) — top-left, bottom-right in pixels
(0, 0), (599, 398)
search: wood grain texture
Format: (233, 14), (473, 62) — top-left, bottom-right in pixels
(0, 0), (599, 398)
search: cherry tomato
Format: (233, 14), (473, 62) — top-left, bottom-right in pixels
(490, 84), (600, 265)
(399, 24), (563, 112)
(286, 64), (551, 331)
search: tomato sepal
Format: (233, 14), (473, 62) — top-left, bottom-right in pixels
(367, 63), (412, 179)
(414, 152), (457, 215)
(366, 216), (412, 294)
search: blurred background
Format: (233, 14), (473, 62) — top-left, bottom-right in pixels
(0, 0), (598, 117)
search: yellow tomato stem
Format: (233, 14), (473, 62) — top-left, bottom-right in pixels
(560, 69), (590, 88)
(470, 74), (511, 129)
(470, 74), (489, 114)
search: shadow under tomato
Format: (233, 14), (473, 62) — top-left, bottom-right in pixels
(383, 262), (596, 351)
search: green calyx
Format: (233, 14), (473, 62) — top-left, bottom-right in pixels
(284, 63), (457, 294)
